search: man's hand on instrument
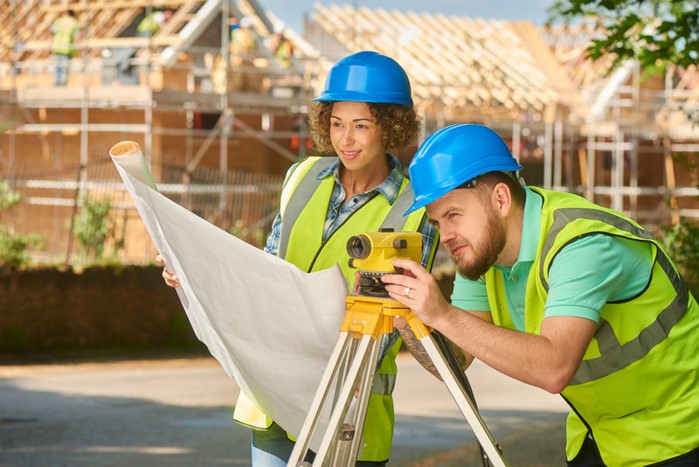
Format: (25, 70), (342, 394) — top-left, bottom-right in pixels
(381, 259), (451, 328)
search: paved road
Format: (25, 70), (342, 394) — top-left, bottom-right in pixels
(0, 353), (568, 466)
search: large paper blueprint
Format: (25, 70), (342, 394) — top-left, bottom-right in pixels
(109, 141), (347, 441)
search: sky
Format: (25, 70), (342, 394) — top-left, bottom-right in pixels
(257, 0), (555, 35)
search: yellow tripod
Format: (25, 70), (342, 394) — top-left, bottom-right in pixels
(287, 294), (509, 466)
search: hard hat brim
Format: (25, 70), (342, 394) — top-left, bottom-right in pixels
(314, 91), (412, 106)
(404, 163), (523, 216)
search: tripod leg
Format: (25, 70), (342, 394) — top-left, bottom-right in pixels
(420, 335), (509, 467)
(288, 331), (355, 466)
(332, 333), (382, 465)
(432, 332), (501, 466)
(313, 334), (380, 466)
(327, 335), (365, 466)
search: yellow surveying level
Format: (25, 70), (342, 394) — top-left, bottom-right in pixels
(287, 231), (509, 466)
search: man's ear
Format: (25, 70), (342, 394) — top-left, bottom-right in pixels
(492, 182), (512, 216)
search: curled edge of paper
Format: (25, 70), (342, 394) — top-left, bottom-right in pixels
(109, 140), (140, 157)
(109, 140), (157, 190)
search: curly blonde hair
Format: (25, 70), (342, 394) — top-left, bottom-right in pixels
(307, 102), (421, 155)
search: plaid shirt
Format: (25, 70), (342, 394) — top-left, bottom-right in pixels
(265, 154), (438, 268)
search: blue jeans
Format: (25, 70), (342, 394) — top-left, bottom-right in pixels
(250, 422), (386, 466)
(54, 53), (70, 86)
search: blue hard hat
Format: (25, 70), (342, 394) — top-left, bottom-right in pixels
(315, 51), (413, 106)
(405, 124), (523, 215)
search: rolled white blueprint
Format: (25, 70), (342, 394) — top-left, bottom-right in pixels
(110, 141), (348, 448)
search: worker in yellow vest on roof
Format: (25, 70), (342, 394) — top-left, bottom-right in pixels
(51, 9), (80, 86)
(271, 29), (294, 70)
(229, 16), (261, 91)
(230, 16), (258, 65)
(156, 51), (447, 465)
(137, 9), (172, 37)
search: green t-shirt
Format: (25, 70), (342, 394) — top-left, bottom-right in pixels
(451, 188), (653, 331)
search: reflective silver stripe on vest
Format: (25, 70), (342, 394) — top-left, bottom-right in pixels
(278, 157), (335, 260)
(371, 373), (397, 395)
(539, 207), (689, 385)
(571, 252), (688, 384)
(379, 184), (414, 232)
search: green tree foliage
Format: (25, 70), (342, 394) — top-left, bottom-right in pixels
(547, 0), (698, 72)
(0, 178), (21, 211)
(72, 195), (113, 262)
(661, 217), (699, 297)
(0, 178), (43, 270)
(0, 229), (42, 269)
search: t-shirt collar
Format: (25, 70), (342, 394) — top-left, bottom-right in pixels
(517, 187), (542, 265)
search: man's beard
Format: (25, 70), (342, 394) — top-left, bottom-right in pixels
(453, 207), (506, 281)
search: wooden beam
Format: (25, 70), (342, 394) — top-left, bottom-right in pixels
(22, 36), (185, 52)
(42, 0), (194, 12)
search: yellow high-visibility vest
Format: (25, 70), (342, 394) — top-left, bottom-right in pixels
(484, 187), (699, 466)
(234, 156), (436, 462)
(52, 16), (80, 56)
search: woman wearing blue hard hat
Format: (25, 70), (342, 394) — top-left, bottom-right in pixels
(241, 50), (440, 466)
(381, 123), (699, 466)
(160, 51), (440, 466)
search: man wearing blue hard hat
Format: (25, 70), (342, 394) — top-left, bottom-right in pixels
(381, 124), (699, 465)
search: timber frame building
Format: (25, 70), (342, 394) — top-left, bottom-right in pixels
(1, 0), (697, 263)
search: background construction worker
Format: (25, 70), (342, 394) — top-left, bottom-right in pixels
(381, 123), (699, 466)
(158, 50), (440, 465)
(137, 9), (172, 37)
(228, 16), (260, 92)
(270, 29), (294, 70)
(230, 16), (258, 65)
(51, 9), (80, 86)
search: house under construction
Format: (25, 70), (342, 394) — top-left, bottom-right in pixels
(1, 0), (697, 264)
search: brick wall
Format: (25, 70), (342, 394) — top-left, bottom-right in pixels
(0, 266), (199, 355)
(0, 265), (458, 357)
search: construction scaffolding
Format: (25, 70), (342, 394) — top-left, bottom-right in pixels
(1, 1), (698, 264)
(1, 0), (314, 263)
